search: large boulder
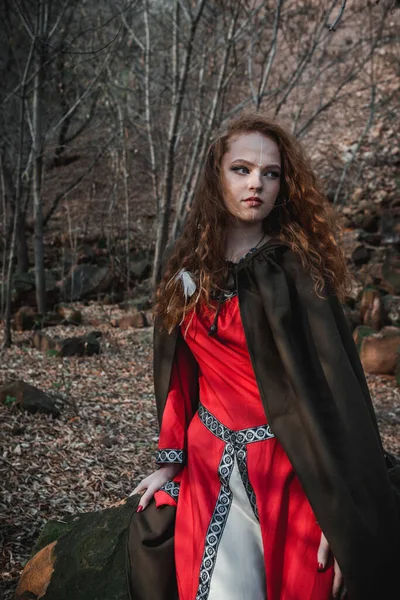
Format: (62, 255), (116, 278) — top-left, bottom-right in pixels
(61, 264), (114, 301)
(359, 326), (400, 375)
(129, 252), (152, 281)
(10, 270), (59, 309)
(353, 325), (375, 351)
(14, 496), (179, 600)
(15, 497), (140, 600)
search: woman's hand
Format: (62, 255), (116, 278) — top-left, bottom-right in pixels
(317, 531), (347, 599)
(130, 463), (183, 511)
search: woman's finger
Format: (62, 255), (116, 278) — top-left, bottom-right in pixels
(317, 531), (330, 570)
(136, 485), (157, 511)
(129, 479), (148, 497)
(332, 558), (344, 598)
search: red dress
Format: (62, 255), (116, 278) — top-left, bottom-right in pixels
(154, 294), (334, 600)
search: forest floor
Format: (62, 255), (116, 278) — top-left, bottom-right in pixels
(1, 301), (400, 600)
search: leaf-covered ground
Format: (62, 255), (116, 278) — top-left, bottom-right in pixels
(1, 302), (400, 600)
(0, 303), (157, 600)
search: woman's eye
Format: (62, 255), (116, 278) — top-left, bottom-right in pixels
(231, 166), (249, 174)
(231, 166), (280, 179)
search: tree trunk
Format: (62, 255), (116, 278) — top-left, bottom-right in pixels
(2, 36), (34, 346)
(32, 3), (46, 314)
(16, 211), (29, 273)
(151, 0), (207, 291)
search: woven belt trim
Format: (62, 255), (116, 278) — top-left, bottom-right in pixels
(198, 403), (274, 445)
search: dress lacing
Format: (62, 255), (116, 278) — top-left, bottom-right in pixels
(208, 247), (259, 336)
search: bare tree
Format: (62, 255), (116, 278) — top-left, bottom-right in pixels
(130, 0), (393, 287)
(1, 34), (34, 345)
(31, 0), (47, 313)
(0, 0), (120, 333)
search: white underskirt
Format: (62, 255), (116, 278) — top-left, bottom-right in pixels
(208, 457), (266, 600)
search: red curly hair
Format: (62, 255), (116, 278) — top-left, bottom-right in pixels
(155, 113), (353, 333)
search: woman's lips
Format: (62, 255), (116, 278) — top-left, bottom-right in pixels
(243, 197), (262, 206)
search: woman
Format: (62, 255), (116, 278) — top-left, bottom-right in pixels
(129, 114), (399, 600)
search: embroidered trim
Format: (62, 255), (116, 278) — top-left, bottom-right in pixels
(159, 480), (180, 501)
(155, 449), (185, 464)
(198, 404), (274, 444)
(195, 405), (275, 597)
(236, 445), (259, 520)
(196, 444), (235, 600)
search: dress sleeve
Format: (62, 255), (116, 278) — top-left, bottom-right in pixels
(155, 333), (198, 466)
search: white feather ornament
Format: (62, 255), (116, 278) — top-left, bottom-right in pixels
(175, 269), (196, 299)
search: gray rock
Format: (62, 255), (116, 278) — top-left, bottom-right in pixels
(61, 264), (113, 301)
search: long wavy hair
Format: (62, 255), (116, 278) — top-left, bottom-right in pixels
(155, 113), (353, 333)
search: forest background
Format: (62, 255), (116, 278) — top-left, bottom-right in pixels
(0, 1), (399, 598)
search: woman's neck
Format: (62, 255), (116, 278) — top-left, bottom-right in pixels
(225, 226), (270, 263)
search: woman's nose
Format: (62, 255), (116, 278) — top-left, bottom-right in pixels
(249, 170), (263, 190)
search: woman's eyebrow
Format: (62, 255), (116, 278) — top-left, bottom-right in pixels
(231, 159), (281, 169)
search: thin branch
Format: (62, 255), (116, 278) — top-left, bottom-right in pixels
(296, 4), (389, 138)
(43, 133), (117, 227)
(335, 2), (378, 206)
(45, 47), (112, 142)
(255, 0), (283, 110)
(327, 0), (347, 32)
(48, 0), (73, 39)
(233, 2), (264, 43)
(62, 91), (100, 147)
(247, 36), (258, 106)
(13, 0), (126, 56)
(143, 0), (159, 209)
(120, 5), (144, 51)
(177, 0), (192, 23)
(273, 0), (341, 117)
(290, 38), (359, 133)
(334, 85), (376, 205)
(12, 0), (35, 41)
(173, 8), (239, 237)
(1, 49), (59, 108)
(172, 0), (180, 106)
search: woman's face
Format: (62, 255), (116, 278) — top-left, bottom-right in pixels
(220, 131), (281, 225)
